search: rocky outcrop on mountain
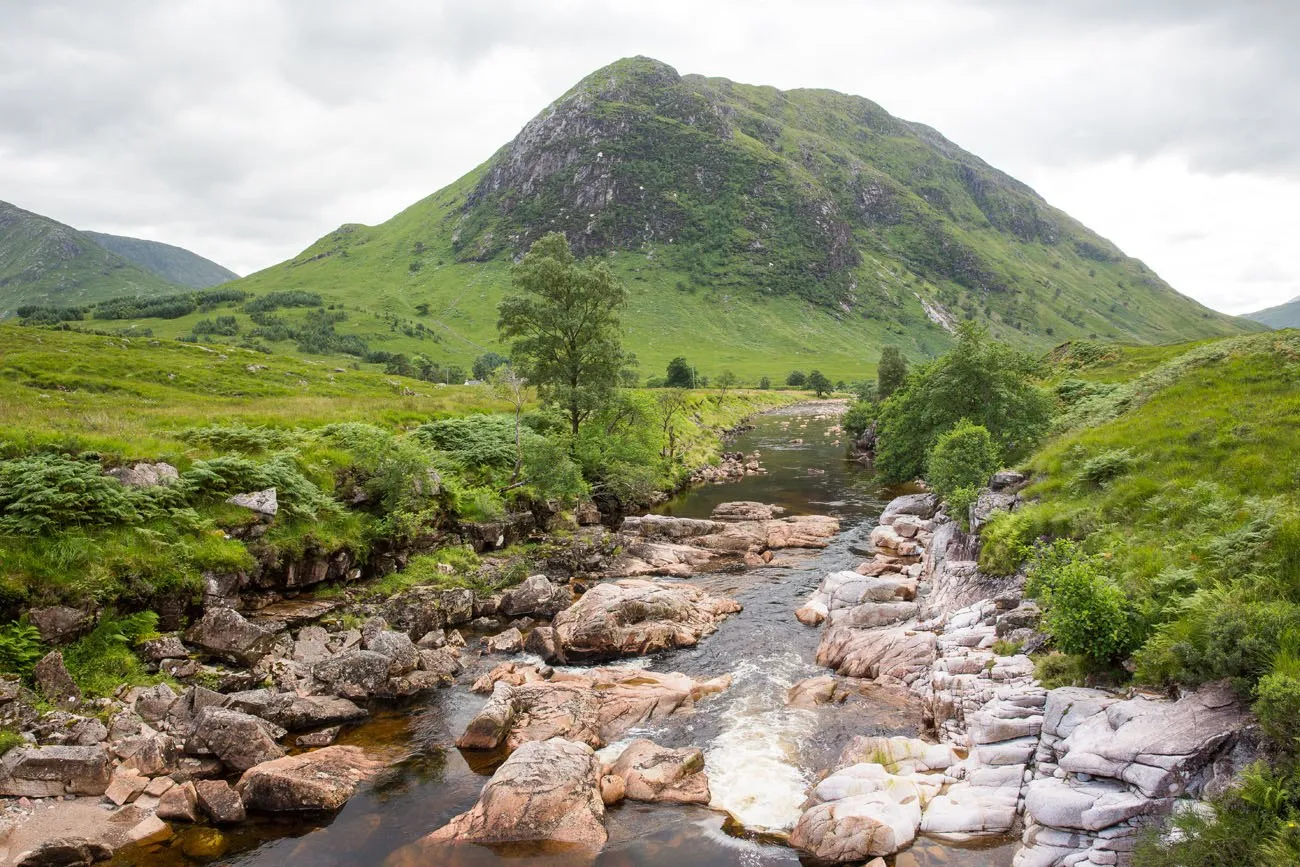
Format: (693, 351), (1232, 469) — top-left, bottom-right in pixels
(457, 665), (729, 752)
(550, 578), (742, 660)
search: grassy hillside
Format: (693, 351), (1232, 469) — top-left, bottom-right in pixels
(1244, 295), (1300, 329)
(0, 200), (181, 313)
(205, 56), (1254, 378)
(0, 323), (797, 614)
(83, 231), (239, 288)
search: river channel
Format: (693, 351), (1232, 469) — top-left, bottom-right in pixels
(115, 404), (1017, 867)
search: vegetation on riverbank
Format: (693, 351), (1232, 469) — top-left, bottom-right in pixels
(0, 321), (796, 623)
(870, 328), (1300, 862)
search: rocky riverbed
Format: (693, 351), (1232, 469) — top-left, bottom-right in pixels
(0, 407), (1255, 867)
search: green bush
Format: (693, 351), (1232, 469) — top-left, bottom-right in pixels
(0, 622), (46, 678)
(181, 424), (295, 453)
(0, 455), (143, 535)
(875, 322), (1053, 484)
(415, 415), (520, 470)
(0, 730), (24, 756)
(1026, 541), (1135, 665)
(178, 453), (336, 519)
(842, 400), (877, 440)
(1076, 448), (1134, 488)
(927, 420), (1000, 503)
(1255, 668), (1300, 749)
(62, 611), (160, 697)
(945, 486), (981, 530)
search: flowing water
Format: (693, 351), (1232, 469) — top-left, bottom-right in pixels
(115, 404), (1017, 867)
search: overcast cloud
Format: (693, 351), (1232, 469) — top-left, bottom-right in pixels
(0, 0), (1296, 313)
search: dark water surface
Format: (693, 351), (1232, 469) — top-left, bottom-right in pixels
(115, 404), (1016, 867)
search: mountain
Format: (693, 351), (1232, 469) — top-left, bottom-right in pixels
(0, 200), (182, 313)
(1244, 296), (1300, 329)
(82, 231), (238, 289)
(142, 58), (1263, 377)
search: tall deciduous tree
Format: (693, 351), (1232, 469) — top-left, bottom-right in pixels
(665, 356), (694, 388)
(877, 345), (909, 399)
(807, 370), (832, 398)
(489, 365), (531, 483)
(498, 233), (629, 438)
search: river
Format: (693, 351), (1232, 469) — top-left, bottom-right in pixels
(115, 404), (1017, 867)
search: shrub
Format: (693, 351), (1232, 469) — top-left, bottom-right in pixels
(842, 400), (877, 440)
(874, 322), (1053, 484)
(927, 420), (1000, 501)
(945, 486), (981, 530)
(415, 415), (519, 470)
(758, 376), (771, 390)
(0, 730), (24, 756)
(178, 453), (335, 519)
(877, 345), (908, 399)
(62, 611), (160, 697)
(786, 370), (807, 388)
(1076, 448), (1134, 488)
(665, 356), (694, 388)
(181, 424), (294, 453)
(807, 370), (832, 398)
(0, 455), (142, 535)
(0, 622), (46, 678)
(1026, 541), (1135, 665)
(1254, 669), (1300, 749)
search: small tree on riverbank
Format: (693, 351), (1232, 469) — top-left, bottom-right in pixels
(877, 346), (908, 399)
(498, 233), (629, 438)
(807, 370), (832, 398)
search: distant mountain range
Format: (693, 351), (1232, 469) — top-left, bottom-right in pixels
(1244, 296), (1300, 329)
(0, 200), (237, 314)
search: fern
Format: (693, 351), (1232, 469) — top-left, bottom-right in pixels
(0, 622), (46, 678)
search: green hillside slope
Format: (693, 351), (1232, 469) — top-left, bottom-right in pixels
(83, 231), (239, 288)
(210, 57), (1254, 377)
(0, 200), (181, 313)
(1244, 296), (1300, 329)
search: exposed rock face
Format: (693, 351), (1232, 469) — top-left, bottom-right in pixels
(183, 608), (278, 667)
(551, 578), (741, 660)
(15, 837), (113, 867)
(0, 745), (111, 797)
(420, 738), (607, 849)
(28, 607), (92, 644)
(457, 666), (729, 752)
(605, 739), (709, 805)
(106, 461), (179, 489)
(236, 746), (386, 812)
(816, 626), (935, 684)
(33, 652), (81, 708)
(797, 570), (918, 628)
(226, 488), (278, 516)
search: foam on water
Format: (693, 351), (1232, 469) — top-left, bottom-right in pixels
(704, 654), (818, 834)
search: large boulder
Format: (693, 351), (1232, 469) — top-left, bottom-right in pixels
(457, 666), (729, 752)
(236, 745), (386, 812)
(259, 693), (368, 731)
(106, 461), (179, 489)
(499, 575), (571, 618)
(879, 493), (939, 523)
(187, 707), (285, 771)
(790, 793), (921, 861)
(195, 779), (246, 824)
(606, 739), (709, 805)
(0, 745), (111, 797)
(14, 838), (113, 867)
(816, 626), (937, 684)
(311, 650), (391, 698)
(33, 651), (81, 708)
(419, 738), (606, 849)
(380, 586), (474, 641)
(363, 630), (419, 676)
(28, 606), (92, 644)
(183, 608), (278, 667)
(157, 780), (201, 822)
(552, 579), (741, 660)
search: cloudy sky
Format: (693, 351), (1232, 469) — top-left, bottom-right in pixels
(1, 0), (1296, 313)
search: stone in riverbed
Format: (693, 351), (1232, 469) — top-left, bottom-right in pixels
(157, 780), (201, 822)
(0, 745), (111, 797)
(259, 693), (368, 731)
(311, 650), (390, 698)
(419, 738), (606, 849)
(236, 745), (386, 812)
(790, 792), (921, 861)
(195, 779), (246, 824)
(605, 739), (709, 805)
(457, 666), (729, 752)
(14, 838), (112, 867)
(551, 578), (741, 660)
(183, 607), (278, 668)
(186, 707), (285, 772)
(362, 629), (419, 676)
(485, 627), (524, 654)
(499, 574), (570, 618)
(816, 626), (936, 684)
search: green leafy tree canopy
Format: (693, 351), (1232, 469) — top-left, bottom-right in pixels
(877, 345), (909, 399)
(665, 356), (694, 388)
(807, 370), (832, 398)
(498, 233), (629, 437)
